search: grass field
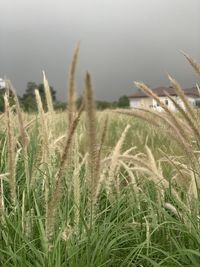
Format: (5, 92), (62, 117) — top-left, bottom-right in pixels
(0, 51), (200, 266)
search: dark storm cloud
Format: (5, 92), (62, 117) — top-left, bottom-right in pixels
(0, 0), (199, 100)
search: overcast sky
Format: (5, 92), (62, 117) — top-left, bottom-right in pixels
(0, 0), (199, 101)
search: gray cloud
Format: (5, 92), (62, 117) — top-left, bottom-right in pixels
(0, 0), (199, 101)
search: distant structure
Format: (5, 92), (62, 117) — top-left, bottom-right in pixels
(129, 86), (200, 112)
(0, 78), (6, 89)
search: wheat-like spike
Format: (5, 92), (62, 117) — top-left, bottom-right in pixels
(188, 171), (198, 199)
(181, 51), (200, 76)
(35, 89), (50, 224)
(5, 80), (31, 191)
(67, 43), (80, 175)
(84, 72), (99, 212)
(145, 145), (162, 176)
(4, 93), (16, 206)
(43, 71), (54, 114)
(164, 203), (179, 216)
(9, 82), (31, 193)
(68, 42), (80, 127)
(35, 89), (49, 160)
(46, 104), (83, 239)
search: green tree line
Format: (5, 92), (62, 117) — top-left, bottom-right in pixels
(0, 82), (129, 112)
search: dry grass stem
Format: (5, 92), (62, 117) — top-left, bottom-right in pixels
(134, 82), (194, 149)
(68, 42), (80, 127)
(181, 51), (200, 76)
(4, 93), (16, 206)
(168, 75), (197, 122)
(43, 71), (54, 114)
(84, 72), (99, 210)
(106, 124), (130, 199)
(35, 89), (49, 160)
(46, 104), (83, 239)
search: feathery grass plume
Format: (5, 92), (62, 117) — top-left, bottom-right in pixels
(116, 108), (192, 155)
(43, 71), (54, 114)
(181, 51), (200, 76)
(188, 171), (198, 199)
(7, 80), (31, 192)
(118, 160), (140, 209)
(46, 104), (83, 239)
(168, 75), (197, 122)
(84, 72), (99, 214)
(4, 93), (16, 206)
(120, 153), (189, 210)
(35, 89), (50, 220)
(163, 202), (179, 216)
(134, 82), (190, 142)
(68, 42), (80, 127)
(106, 124), (130, 200)
(120, 154), (169, 189)
(115, 109), (160, 127)
(67, 43), (80, 177)
(164, 91), (200, 142)
(35, 89), (49, 161)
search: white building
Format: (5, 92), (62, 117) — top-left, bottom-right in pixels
(129, 87), (200, 111)
(0, 78), (6, 89)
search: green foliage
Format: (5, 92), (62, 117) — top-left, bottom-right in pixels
(0, 88), (15, 112)
(21, 82), (56, 112)
(195, 99), (200, 108)
(54, 101), (67, 111)
(118, 95), (129, 108)
(75, 95), (128, 111)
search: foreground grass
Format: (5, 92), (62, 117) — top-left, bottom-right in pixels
(0, 110), (200, 266)
(1, 51), (200, 266)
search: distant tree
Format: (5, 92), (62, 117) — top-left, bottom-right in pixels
(54, 101), (67, 111)
(0, 91), (4, 112)
(195, 100), (200, 108)
(21, 82), (56, 112)
(118, 95), (129, 108)
(96, 100), (112, 110)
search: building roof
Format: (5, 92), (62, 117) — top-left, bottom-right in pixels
(129, 86), (200, 98)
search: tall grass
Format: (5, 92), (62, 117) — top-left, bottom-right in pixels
(0, 52), (200, 266)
